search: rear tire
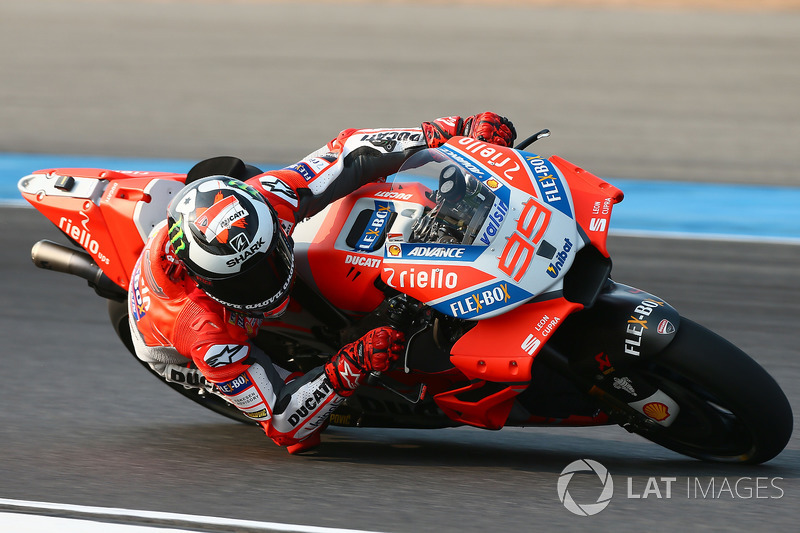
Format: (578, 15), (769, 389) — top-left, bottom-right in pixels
(628, 318), (792, 464)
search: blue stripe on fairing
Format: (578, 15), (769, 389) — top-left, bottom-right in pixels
(2, 152), (798, 243)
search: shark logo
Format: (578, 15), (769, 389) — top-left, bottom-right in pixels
(229, 232), (251, 253)
(204, 344), (250, 368)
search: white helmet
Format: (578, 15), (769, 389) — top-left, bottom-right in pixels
(166, 176), (294, 316)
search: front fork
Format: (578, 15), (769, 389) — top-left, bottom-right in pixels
(540, 281), (683, 429)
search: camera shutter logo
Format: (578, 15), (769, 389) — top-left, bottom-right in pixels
(557, 459), (614, 516)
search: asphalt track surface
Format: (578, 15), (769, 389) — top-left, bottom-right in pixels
(1, 1), (799, 532)
(3, 208), (799, 533)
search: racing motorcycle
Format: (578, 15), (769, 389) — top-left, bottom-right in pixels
(18, 130), (793, 464)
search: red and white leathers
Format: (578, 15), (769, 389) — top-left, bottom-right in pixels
(128, 123), (435, 452)
(128, 114), (515, 452)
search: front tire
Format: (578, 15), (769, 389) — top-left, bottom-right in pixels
(627, 318), (792, 464)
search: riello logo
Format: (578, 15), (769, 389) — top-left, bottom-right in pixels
(59, 215), (100, 255)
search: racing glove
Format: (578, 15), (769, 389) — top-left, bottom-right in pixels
(421, 112), (517, 148)
(324, 327), (406, 396)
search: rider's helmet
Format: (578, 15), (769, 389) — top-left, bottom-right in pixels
(166, 176), (295, 317)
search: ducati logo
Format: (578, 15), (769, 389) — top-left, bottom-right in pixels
(194, 193), (248, 244)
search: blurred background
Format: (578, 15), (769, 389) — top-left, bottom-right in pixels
(1, 0), (798, 185)
(1, 2), (799, 532)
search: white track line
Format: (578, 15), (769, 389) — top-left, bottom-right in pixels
(0, 499), (382, 533)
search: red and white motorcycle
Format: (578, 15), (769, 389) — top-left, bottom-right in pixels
(19, 130), (793, 464)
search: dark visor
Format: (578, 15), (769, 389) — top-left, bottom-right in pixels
(206, 232), (295, 315)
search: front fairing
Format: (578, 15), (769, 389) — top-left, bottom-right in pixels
(381, 138), (584, 319)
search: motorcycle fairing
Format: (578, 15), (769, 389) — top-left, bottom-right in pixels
(381, 258), (497, 303)
(18, 168), (185, 288)
(291, 182), (432, 315)
(449, 297), (584, 383)
(382, 140), (585, 320)
(433, 381), (529, 430)
(441, 137), (574, 219)
(549, 155), (624, 258)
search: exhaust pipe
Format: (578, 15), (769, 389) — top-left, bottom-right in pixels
(31, 239), (127, 301)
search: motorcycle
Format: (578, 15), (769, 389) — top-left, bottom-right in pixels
(18, 130), (793, 464)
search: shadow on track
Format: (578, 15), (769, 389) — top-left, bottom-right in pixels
(105, 420), (800, 479)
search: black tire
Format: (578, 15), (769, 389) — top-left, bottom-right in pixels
(107, 300), (257, 426)
(629, 318), (792, 464)
(135, 356), (257, 426)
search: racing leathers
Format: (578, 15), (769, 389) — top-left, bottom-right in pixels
(128, 113), (516, 452)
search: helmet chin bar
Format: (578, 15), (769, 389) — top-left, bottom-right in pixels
(167, 175), (296, 317)
(261, 297), (291, 319)
(200, 272), (293, 318)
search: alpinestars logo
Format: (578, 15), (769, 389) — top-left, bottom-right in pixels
(204, 344), (249, 368)
(259, 176), (299, 208)
(339, 363), (360, 389)
(557, 459), (614, 516)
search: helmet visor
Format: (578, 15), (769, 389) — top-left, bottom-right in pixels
(201, 230), (295, 315)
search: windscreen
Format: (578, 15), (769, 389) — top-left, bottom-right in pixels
(391, 149), (499, 246)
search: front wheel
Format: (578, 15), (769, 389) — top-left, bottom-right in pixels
(624, 318), (792, 464)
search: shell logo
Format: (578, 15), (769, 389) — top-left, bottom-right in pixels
(486, 178), (501, 190)
(388, 245), (402, 257)
(643, 401), (670, 421)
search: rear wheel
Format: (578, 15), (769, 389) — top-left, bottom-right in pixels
(623, 318), (792, 464)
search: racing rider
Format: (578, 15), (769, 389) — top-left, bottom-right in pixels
(128, 112), (517, 453)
